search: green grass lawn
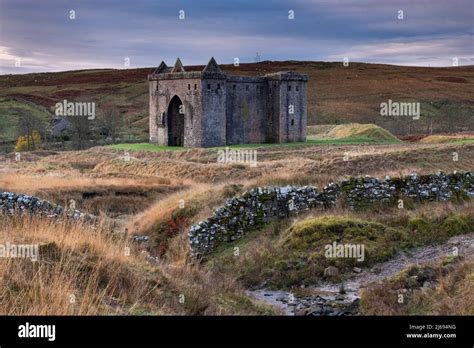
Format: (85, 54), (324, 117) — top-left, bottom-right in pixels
(107, 136), (401, 152)
(456, 139), (474, 144)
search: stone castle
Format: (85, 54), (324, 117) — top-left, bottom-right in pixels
(148, 58), (308, 147)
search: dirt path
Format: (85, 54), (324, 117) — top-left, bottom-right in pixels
(249, 233), (474, 316)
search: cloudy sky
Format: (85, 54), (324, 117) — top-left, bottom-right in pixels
(0, 0), (472, 73)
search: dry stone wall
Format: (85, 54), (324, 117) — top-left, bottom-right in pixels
(0, 192), (95, 221)
(188, 172), (474, 256)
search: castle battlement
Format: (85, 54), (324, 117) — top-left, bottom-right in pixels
(149, 57), (308, 147)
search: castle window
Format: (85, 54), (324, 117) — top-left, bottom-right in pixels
(246, 85), (249, 91)
(296, 86), (299, 91)
(194, 84), (197, 90)
(233, 85), (236, 90)
(217, 83), (221, 90)
(288, 85), (292, 91)
(207, 84), (211, 90)
(188, 84), (191, 90)
(291, 119), (295, 126)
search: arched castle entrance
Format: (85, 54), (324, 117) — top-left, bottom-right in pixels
(167, 95), (185, 146)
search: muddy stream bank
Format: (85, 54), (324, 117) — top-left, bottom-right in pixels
(248, 233), (474, 316)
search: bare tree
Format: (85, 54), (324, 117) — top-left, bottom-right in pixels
(101, 104), (122, 143)
(65, 115), (93, 149)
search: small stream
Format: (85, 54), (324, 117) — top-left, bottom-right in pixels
(248, 233), (474, 316)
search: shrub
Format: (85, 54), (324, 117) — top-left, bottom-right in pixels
(15, 131), (42, 152)
(407, 217), (434, 243)
(439, 215), (469, 237)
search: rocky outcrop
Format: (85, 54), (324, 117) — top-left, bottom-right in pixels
(0, 192), (95, 221)
(189, 172), (473, 256)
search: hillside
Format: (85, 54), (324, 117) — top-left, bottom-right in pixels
(0, 61), (473, 145)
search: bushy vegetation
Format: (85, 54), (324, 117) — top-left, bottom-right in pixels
(15, 131), (43, 152)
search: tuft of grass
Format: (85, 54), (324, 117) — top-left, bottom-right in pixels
(360, 256), (474, 315)
(0, 215), (165, 315)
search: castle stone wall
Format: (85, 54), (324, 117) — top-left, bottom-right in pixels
(201, 77), (227, 147)
(225, 77), (269, 144)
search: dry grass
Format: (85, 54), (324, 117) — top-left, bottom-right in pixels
(0, 139), (472, 315)
(0, 215), (275, 315)
(419, 134), (474, 144)
(307, 123), (401, 143)
(360, 256), (474, 315)
(2, 142), (472, 188)
(126, 183), (217, 236)
(0, 215), (159, 315)
(0, 174), (180, 194)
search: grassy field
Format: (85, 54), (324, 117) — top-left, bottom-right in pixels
(106, 124), (402, 153)
(0, 137), (473, 315)
(108, 137), (399, 153)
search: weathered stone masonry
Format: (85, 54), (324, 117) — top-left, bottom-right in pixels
(0, 192), (95, 221)
(148, 58), (308, 147)
(188, 172), (474, 256)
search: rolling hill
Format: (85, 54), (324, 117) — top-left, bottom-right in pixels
(0, 61), (473, 145)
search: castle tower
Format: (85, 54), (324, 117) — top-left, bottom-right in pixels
(148, 58), (207, 147)
(200, 57), (227, 147)
(266, 72), (308, 143)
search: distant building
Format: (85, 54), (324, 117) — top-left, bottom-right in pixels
(50, 116), (72, 137)
(148, 58), (308, 147)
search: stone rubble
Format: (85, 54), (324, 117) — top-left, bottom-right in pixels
(189, 171), (473, 256)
